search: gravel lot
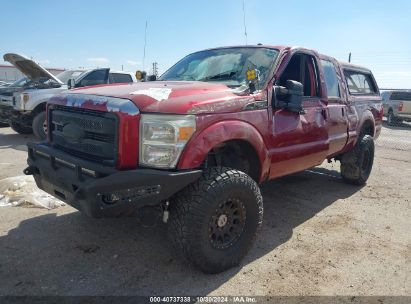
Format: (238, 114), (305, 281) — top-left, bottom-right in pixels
(0, 124), (410, 296)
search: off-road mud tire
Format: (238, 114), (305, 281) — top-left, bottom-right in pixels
(168, 167), (263, 274)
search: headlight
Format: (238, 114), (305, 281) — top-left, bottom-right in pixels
(17, 93), (30, 110)
(22, 93), (30, 103)
(139, 114), (196, 168)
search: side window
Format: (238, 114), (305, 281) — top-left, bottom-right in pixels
(79, 70), (108, 87)
(109, 73), (133, 83)
(381, 91), (391, 102)
(320, 60), (340, 98)
(390, 91), (411, 101)
(344, 70), (377, 95)
(278, 54), (320, 98)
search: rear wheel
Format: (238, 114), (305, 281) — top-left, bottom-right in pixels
(32, 111), (47, 141)
(168, 167), (263, 274)
(10, 121), (32, 134)
(340, 135), (374, 185)
(387, 110), (397, 126)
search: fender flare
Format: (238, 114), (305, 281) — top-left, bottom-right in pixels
(357, 109), (375, 137)
(177, 120), (270, 182)
(32, 101), (47, 115)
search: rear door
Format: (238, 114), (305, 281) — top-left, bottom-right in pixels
(319, 59), (349, 155)
(109, 73), (133, 84)
(269, 52), (329, 179)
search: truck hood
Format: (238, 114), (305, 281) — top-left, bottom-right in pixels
(63, 81), (258, 114)
(3, 53), (63, 85)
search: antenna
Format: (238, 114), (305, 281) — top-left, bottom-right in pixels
(242, 0), (248, 45)
(348, 52), (351, 63)
(143, 21), (148, 71)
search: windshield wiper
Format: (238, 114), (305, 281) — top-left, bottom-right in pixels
(198, 71), (238, 82)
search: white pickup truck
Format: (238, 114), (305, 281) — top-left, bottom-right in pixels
(381, 90), (411, 125)
(0, 53), (137, 140)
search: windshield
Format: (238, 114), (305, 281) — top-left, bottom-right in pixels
(160, 47), (279, 87)
(56, 70), (86, 84)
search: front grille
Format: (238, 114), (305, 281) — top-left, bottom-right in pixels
(49, 105), (118, 165)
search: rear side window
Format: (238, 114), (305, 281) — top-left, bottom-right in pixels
(390, 91), (411, 101)
(320, 60), (340, 98)
(344, 70), (377, 95)
(109, 73), (133, 83)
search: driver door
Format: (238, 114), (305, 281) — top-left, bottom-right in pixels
(269, 52), (329, 179)
(75, 68), (110, 88)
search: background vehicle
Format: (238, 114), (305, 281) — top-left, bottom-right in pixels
(0, 77), (29, 128)
(0, 80), (12, 87)
(0, 53), (137, 140)
(381, 90), (411, 125)
(25, 45), (382, 273)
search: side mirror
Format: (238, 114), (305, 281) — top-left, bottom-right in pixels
(275, 80), (304, 113)
(67, 78), (75, 89)
(147, 75), (157, 81)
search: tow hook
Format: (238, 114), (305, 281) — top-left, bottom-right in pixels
(23, 166), (37, 175)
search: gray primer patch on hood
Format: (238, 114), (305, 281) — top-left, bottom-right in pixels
(59, 93), (140, 116)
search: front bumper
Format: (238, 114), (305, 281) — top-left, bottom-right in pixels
(25, 143), (202, 218)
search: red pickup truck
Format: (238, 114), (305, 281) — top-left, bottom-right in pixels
(25, 45), (383, 273)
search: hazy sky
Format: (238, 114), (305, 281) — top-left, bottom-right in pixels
(2, 0), (411, 88)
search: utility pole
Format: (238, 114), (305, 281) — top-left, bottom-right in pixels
(152, 62), (158, 77)
(348, 52), (351, 63)
(143, 21), (148, 71)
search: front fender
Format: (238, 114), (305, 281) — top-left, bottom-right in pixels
(177, 120), (270, 182)
(15, 88), (64, 111)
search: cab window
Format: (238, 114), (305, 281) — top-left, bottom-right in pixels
(109, 73), (133, 83)
(320, 60), (340, 98)
(278, 53), (320, 98)
(344, 70), (377, 95)
(78, 69), (108, 87)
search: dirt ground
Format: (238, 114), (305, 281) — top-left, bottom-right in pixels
(0, 123), (410, 296)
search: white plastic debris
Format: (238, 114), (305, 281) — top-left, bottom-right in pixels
(0, 175), (65, 209)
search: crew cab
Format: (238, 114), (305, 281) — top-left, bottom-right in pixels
(0, 53), (136, 140)
(25, 45), (382, 273)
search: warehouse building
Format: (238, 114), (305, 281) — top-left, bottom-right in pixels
(0, 64), (64, 82)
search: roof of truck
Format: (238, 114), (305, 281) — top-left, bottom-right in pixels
(200, 45), (373, 73)
(339, 62), (372, 73)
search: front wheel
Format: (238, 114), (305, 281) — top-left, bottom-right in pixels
(32, 111), (47, 141)
(168, 167), (263, 274)
(10, 121), (32, 134)
(340, 135), (374, 185)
